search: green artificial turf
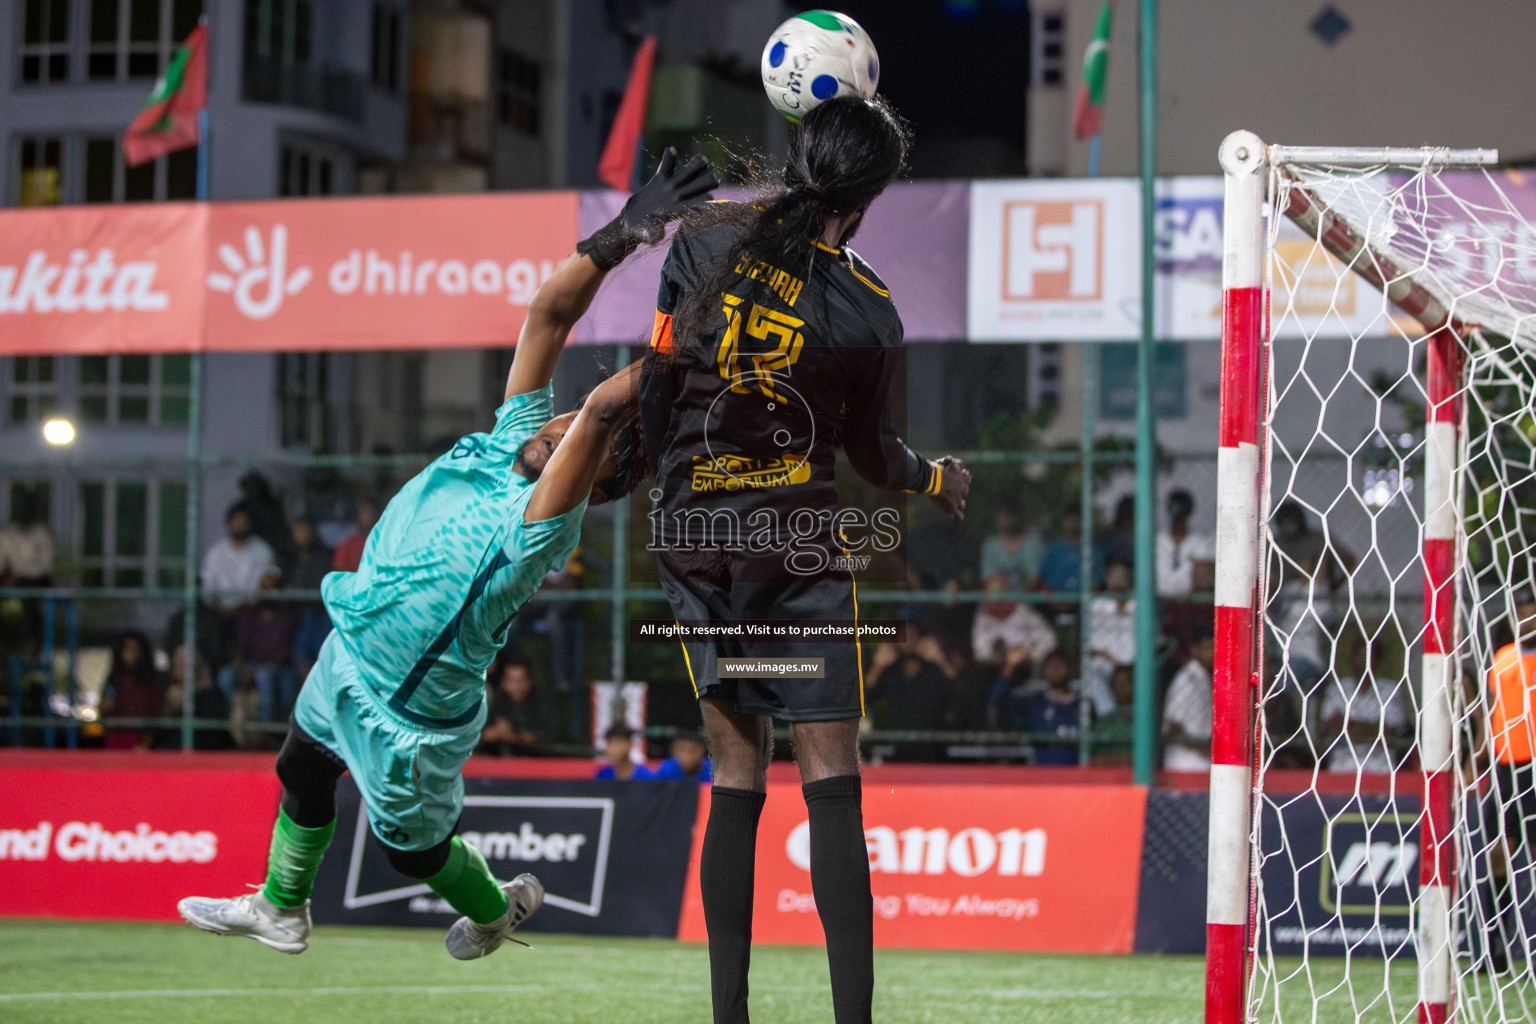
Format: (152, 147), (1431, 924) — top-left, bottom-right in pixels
(0, 919), (1520, 1023)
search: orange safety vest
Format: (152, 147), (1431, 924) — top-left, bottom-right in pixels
(1488, 643), (1536, 764)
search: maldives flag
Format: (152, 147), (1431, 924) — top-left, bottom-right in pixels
(597, 36), (657, 191)
(1072, 1), (1114, 140)
(123, 23), (208, 167)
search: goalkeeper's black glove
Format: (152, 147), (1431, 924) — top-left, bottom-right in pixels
(577, 148), (719, 271)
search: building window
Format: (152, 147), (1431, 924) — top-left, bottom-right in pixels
(78, 478), (187, 588)
(17, 137), (63, 206)
(370, 2), (400, 93)
(88, 0), (206, 82)
(78, 354), (191, 426)
(244, 0), (313, 66)
(20, 0), (71, 84)
(84, 135), (197, 202)
(1032, 10), (1065, 88)
(278, 145), (334, 196)
(6, 358), (60, 425)
(497, 49), (541, 136)
(278, 353), (329, 450)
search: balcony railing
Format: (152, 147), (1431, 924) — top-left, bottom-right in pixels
(242, 57), (366, 122)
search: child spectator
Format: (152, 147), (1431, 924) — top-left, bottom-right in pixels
(1087, 559), (1137, 716)
(163, 645), (233, 750)
(594, 726), (654, 780)
(100, 632), (166, 751)
(654, 730), (714, 781)
(216, 569), (299, 723)
(1163, 627), (1216, 770)
(1024, 656), (1081, 765)
(1091, 665), (1137, 765)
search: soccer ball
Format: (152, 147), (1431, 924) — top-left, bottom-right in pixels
(760, 10), (879, 124)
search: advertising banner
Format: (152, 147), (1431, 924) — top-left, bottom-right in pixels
(0, 765), (281, 921)
(309, 776), (699, 937)
(679, 782), (1147, 953)
(576, 182), (971, 345)
(204, 194), (577, 351)
(968, 178), (1143, 342)
(0, 202), (207, 356)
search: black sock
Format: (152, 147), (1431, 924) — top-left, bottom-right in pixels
(803, 774), (873, 1024)
(701, 786), (766, 1024)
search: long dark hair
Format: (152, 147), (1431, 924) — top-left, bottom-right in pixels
(109, 631), (159, 684)
(670, 96), (910, 351)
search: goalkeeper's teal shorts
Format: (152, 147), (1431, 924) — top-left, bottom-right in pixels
(294, 632), (484, 852)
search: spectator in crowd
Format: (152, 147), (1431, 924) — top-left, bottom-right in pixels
(971, 580), (1057, 666)
(0, 487), (55, 657)
(985, 644), (1036, 732)
(594, 726), (654, 780)
(1091, 665), (1137, 765)
(901, 514), (977, 650)
(1319, 632), (1408, 774)
(1268, 501), (1355, 728)
(1024, 653), (1081, 765)
(100, 632), (167, 751)
(866, 630), (962, 761)
(654, 730), (714, 781)
(237, 471), (293, 567)
(1097, 496), (1136, 575)
(202, 505), (277, 614)
(533, 546), (587, 742)
(1038, 506), (1090, 596)
(944, 642), (998, 731)
(1163, 626), (1216, 771)
(163, 644), (233, 750)
(1156, 490), (1214, 599)
(331, 498), (380, 573)
(216, 569), (299, 724)
(480, 656), (546, 756)
(285, 517), (333, 681)
(979, 503), (1041, 595)
(1087, 558), (1137, 716)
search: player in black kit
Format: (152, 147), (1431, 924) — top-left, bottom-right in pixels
(638, 96), (971, 1024)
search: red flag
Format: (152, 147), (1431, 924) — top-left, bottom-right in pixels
(597, 36), (657, 191)
(124, 24), (208, 167)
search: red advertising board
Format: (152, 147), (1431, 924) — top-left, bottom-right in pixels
(0, 764), (281, 921)
(0, 193), (578, 356)
(679, 782), (1147, 953)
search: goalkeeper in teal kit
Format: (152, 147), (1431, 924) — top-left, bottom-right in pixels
(177, 152), (716, 959)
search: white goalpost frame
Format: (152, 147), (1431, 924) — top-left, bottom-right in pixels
(1207, 130), (1501, 1024)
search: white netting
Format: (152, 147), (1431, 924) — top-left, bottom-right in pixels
(1249, 157), (1536, 1022)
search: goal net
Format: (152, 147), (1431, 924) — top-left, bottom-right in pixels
(1208, 131), (1536, 1024)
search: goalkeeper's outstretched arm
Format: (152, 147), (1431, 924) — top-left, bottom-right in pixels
(504, 149), (718, 401)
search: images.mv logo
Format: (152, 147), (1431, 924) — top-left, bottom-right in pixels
(1003, 199), (1102, 302)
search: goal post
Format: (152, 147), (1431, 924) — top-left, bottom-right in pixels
(1206, 131), (1536, 1024)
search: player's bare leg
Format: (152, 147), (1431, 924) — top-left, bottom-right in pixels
(792, 718), (872, 1024)
(698, 697), (774, 1024)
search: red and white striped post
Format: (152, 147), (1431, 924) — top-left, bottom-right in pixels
(1207, 130), (1268, 1024)
(1418, 327), (1461, 1024)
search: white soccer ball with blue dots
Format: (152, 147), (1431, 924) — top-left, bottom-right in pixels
(760, 10), (879, 124)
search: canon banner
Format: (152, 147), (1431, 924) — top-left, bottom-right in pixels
(0, 764), (281, 921)
(0, 193), (578, 356)
(679, 782), (1147, 954)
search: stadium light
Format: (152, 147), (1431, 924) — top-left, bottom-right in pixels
(42, 417), (76, 446)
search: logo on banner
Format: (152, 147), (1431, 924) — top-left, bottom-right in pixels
(1002, 199), (1102, 301)
(342, 796), (615, 917)
(785, 821), (1047, 877)
(206, 225), (313, 320)
(1320, 817), (1417, 916)
(0, 251), (169, 314)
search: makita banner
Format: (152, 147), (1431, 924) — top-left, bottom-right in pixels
(678, 782), (1147, 953)
(0, 193), (577, 356)
(0, 762), (281, 921)
(309, 776), (699, 937)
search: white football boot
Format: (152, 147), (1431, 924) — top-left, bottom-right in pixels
(177, 889), (311, 954)
(444, 873), (544, 960)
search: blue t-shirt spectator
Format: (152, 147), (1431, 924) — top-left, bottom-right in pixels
(595, 762), (655, 781)
(654, 756), (714, 782)
(1026, 688), (1080, 765)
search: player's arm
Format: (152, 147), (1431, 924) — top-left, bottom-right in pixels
(504, 150), (718, 400)
(524, 360), (644, 523)
(842, 341), (972, 520)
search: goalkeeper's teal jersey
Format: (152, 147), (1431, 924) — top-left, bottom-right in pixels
(321, 384), (586, 729)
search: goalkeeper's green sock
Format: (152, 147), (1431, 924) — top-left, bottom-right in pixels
(260, 808), (336, 908)
(426, 837), (510, 925)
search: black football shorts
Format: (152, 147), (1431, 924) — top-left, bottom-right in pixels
(654, 539), (864, 722)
